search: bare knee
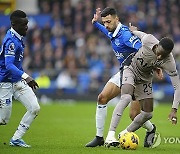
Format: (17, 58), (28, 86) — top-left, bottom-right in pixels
(97, 93), (108, 105)
(129, 111), (140, 121)
(129, 101), (141, 120)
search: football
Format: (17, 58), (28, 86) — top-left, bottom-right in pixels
(119, 132), (139, 150)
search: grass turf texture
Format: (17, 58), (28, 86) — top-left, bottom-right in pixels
(0, 101), (180, 154)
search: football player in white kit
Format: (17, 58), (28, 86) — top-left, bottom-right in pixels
(0, 10), (40, 147)
(106, 23), (180, 147)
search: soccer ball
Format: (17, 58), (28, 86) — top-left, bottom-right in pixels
(119, 132), (139, 150)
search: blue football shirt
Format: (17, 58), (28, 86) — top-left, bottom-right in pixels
(0, 28), (25, 82)
(93, 22), (142, 66)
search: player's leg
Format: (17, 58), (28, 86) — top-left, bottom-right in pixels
(108, 84), (134, 132)
(129, 101), (141, 120)
(105, 68), (135, 147)
(86, 82), (121, 147)
(85, 72), (121, 147)
(0, 83), (13, 125)
(130, 101), (154, 134)
(96, 82), (121, 136)
(141, 98), (156, 147)
(119, 82), (156, 147)
(130, 82), (156, 147)
(105, 83), (134, 147)
(126, 98), (153, 132)
(10, 80), (40, 148)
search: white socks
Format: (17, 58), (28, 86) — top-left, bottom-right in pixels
(96, 104), (107, 137)
(12, 111), (37, 140)
(106, 130), (115, 139)
(12, 124), (27, 140)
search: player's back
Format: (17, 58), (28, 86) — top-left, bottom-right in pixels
(130, 34), (159, 82)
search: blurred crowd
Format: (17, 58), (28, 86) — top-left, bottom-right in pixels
(0, 0), (180, 94)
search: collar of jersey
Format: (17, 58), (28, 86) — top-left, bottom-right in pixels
(112, 22), (122, 38)
(10, 28), (23, 41)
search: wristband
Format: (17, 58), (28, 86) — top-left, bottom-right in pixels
(22, 72), (29, 79)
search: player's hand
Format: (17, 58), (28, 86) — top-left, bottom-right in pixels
(92, 8), (101, 24)
(25, 76), (39, 90)
(168, 108), (177, 125)
(129, 23), (138, 32)
(155, 68), (163, 80)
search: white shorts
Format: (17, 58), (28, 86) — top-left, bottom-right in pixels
(0, 79), (39, 117)
(108, 71), (121, 88)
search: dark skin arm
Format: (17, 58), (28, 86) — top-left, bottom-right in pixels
(168, 108), (178, 125)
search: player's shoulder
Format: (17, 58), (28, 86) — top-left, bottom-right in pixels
(120, 25), (134, 41)
(121, 24), (130, 33)
(120, 25), (132, 36)
(142, 34), (158, 42)
(3, 30), (19, 52)
(4, 30), (19, 46)
(142, 34), (159, 49)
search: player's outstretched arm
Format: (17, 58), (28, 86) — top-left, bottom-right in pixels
(129, 23), (146, 39)
(163, 55), (180, 125)
(92, 8), (101, 24)
(91, 8), (109, 37)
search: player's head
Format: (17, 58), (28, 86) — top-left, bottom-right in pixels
(101, 7), (119, 32)
(10, 10), (28, 36)
(155, 37), (174, 60)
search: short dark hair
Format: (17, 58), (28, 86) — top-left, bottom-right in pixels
(159, 37), (174, 54)
(101, 7), (117, 17)
(10, 10), (27, 22)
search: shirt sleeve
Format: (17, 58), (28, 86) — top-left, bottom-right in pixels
(4, 40), (24, 78)
(122, 30), (142, 50)
(132, 31), (147, 39)
(93, 21), (110, 38)
(132, 31), (159, 50)
(161, 54), (180, 109)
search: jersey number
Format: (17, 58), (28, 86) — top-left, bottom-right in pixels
(143, 83), (152, 95)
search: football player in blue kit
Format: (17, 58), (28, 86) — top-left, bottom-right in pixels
(0, 10), (40, 147)
(85, 7), (161, 148)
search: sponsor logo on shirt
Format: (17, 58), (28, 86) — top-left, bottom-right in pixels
(113, 50), (124, 59)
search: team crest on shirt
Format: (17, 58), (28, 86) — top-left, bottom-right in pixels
(7, 43), (15, 55)
(9, 43), (15, 51)
(115, 39), (120, 46)
(113, 50), (124, 59)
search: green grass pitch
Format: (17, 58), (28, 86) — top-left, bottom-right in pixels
(0, 100), (180, 154)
